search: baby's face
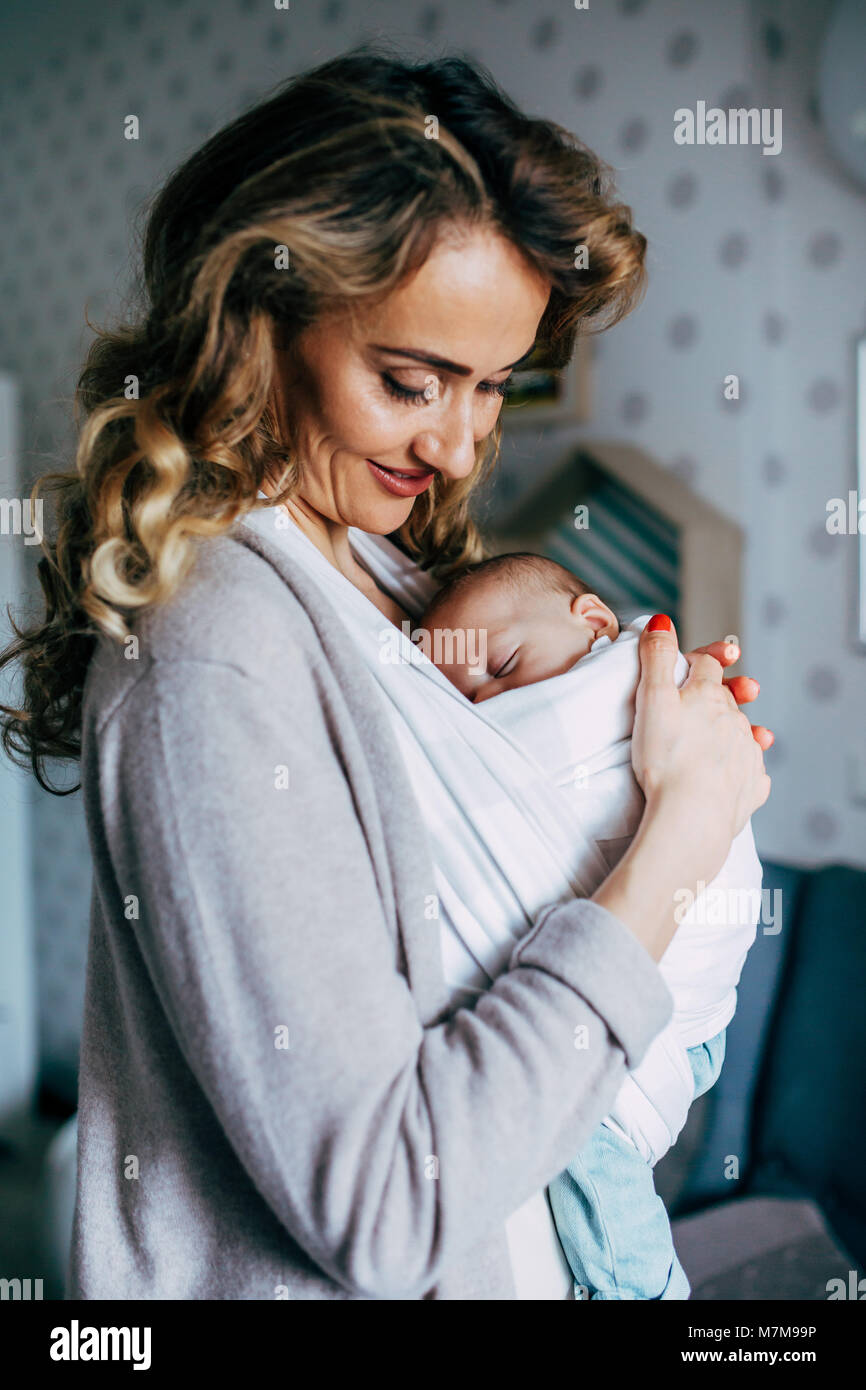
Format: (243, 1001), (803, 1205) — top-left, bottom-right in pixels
(421, 576), (619, 702)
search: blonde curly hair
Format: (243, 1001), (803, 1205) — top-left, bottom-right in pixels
(0, 43), (647, 792)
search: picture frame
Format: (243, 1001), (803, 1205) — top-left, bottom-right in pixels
(501, 332), (593, 426)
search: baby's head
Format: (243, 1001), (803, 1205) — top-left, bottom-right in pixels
(417, 552), (619, 703)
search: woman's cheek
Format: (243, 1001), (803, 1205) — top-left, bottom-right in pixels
(335, 378), (418, 453)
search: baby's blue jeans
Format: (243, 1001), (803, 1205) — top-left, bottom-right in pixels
(548, 1029), (727, 1300)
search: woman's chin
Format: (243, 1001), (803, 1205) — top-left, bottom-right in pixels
(350, 494), (417, 535)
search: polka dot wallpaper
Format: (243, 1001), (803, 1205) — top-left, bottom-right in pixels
(0, 0), (863, 1099)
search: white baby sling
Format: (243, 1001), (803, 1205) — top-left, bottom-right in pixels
(243, 505), (757, 1167)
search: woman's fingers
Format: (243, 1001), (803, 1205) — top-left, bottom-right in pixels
(637, 614), (681, 689)
(686, 638), (741, 668)
(648, 621), (775, 750)
(682, 651), (726, 686)
(751, 724), (774, 751)
(724, 675), (759, 705)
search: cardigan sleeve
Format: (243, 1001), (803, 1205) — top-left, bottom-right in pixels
(95, 642), (673, 1300)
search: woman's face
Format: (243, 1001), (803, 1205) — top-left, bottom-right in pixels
(270, 224), (551, 534)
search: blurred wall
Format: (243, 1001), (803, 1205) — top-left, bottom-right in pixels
(0, 0), (863, 1100)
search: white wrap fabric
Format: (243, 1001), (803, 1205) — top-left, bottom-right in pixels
(244, 504), (761, 1187)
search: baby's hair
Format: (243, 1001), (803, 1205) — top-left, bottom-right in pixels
(422, 551), (592, 626)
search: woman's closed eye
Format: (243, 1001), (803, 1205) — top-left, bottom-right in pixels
(381, 372), (513, 406)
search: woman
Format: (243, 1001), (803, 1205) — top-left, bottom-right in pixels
(0, 48), (771, 1300)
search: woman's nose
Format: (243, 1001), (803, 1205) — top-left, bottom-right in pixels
(412, 410), (480, 481)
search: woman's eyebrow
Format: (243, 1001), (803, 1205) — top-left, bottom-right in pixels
(369, 343), (536, 376)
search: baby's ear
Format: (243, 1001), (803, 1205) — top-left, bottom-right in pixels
(571, 592), (619, 636)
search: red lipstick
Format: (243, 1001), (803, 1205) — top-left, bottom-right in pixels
(366, 459), (436, 497)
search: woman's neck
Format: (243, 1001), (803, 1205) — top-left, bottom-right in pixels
(261, 483), (410, 627)
(281, 494), (358, 578)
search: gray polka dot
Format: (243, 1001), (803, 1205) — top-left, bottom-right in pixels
(166, 72), (189, 100)
(214, 51), (236, 78)
(805, 666), (839, 700)
(719, 233), (749, 268)
(763, 454), (786, 486)
(763, 21), (786, 62)
(808, 521), (837, 558)
(621, 117), (650, 153)
(668, 31), (699, 66)
(718, 84), (752, 112)
(806, 91), (821, 126)
(531, 17), (557, 49)
(574, 66), (603, 99)
(666, 172), (697, 209)
(807, 378), (839, 413)
(808, 232), (841, 267)
(762, 595), (786, 626)
(619, 0), (649, 12)
(804, 808), (837, 843)
(670, 454), (697, 484)
(321, 0), (345, 21)
(145, 38), (166, 66)
(266, 23), (287, 49)
(668, 315), (698, 349)
(621, 392), (649, 425)
(189, 13), (212, 38)
(763, 311), (786, 344)
(418, 6), (443, 37)
(762, 167), (785, 202)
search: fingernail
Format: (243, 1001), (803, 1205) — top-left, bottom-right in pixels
(647, 614), (671, 632)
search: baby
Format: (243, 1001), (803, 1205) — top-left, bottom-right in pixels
(418, 551), (761, 1300)
(418, 549), (620, 704)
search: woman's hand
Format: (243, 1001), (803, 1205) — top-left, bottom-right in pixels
(684, 635), (774, 752)
(589, 614), (772, 963)
(630, 615), (772, 887)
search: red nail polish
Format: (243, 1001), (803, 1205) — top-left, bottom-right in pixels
(647, 614), (671, 632)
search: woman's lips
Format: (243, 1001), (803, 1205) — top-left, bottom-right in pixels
(366, 459), (436, 497)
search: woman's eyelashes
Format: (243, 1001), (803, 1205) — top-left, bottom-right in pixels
(381, 372), (513, 406)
